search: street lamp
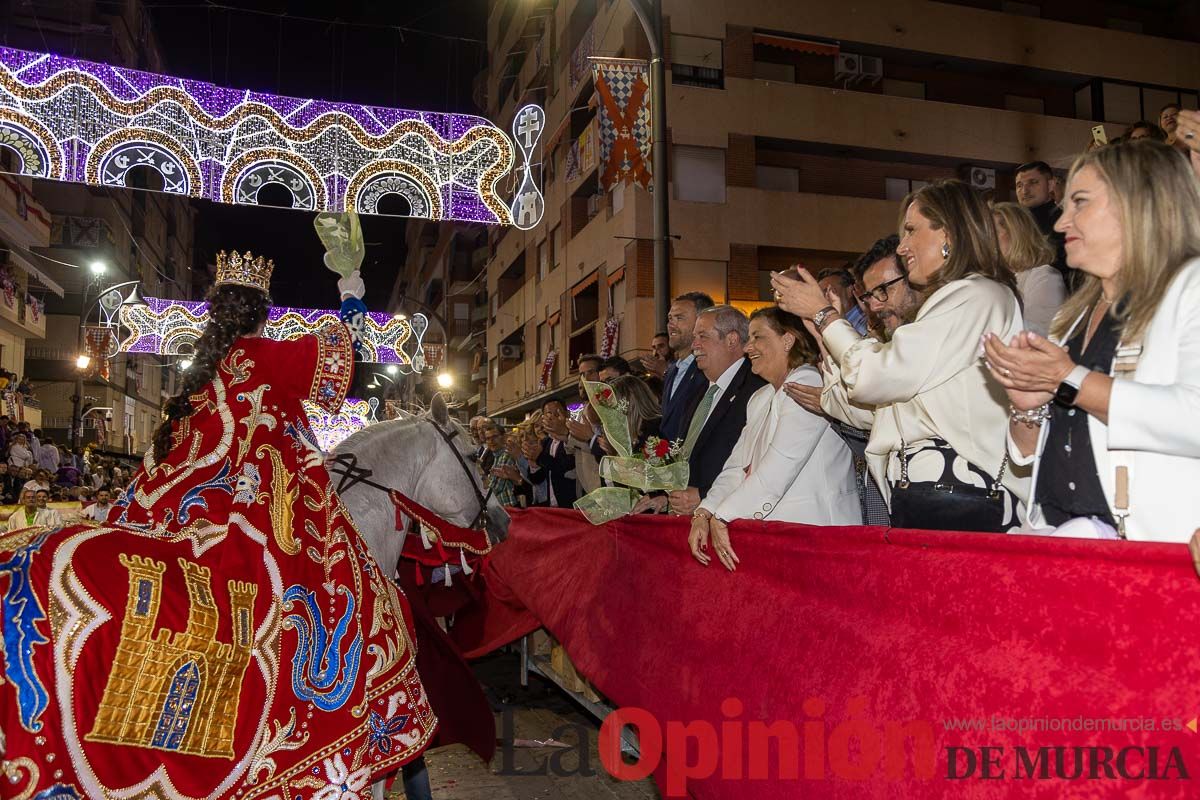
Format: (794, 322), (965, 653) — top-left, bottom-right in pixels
(71, 278), (146, 449)
(89, 260), (107, 276)
(436, 372), (454, 389)
(179, 358), (193, 371)
(385, 364), (399, 377)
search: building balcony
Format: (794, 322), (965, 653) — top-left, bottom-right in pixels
(672, 187), (897, 260)
(0, 174), (51, 248)
(492, 358), (536, 410)
(705, 0), (1200, 88)
(493, 283), (531, 341)
(671, 78), (1099, 168)
(0, 271), (47, 340)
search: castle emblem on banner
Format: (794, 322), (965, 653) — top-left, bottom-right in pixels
(85, 555), (257, 759)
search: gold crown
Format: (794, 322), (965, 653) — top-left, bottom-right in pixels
(215, 250), (274, 292)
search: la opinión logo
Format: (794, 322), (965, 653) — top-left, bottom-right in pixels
(597, 697), (935, 796)
(947, 746), (1189, 780)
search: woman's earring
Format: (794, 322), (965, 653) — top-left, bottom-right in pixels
(941, 242), (951, 260)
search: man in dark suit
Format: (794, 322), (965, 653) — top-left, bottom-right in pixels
(659, 292), (714, 442)
(525, 398), (579, 507)
(668, 305), (765, 514)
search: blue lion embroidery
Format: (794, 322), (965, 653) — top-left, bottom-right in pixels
(0, 531), (52, 732)
(177, 460), (234, 524)
(282, 584), (363, 711)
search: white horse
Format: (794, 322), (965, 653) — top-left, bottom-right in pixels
(328, 395), (510, 799)
(330, 395), (510, 569)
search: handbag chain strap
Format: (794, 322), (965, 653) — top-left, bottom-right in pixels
(892, 405), (1008, 496)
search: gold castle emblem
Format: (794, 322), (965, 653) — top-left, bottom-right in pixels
(86, 554), (257, 759)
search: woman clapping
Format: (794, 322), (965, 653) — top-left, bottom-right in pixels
(690, 308), (859, 570)
(772, 180), (1027, 533)
(984, 141), (1200, 541)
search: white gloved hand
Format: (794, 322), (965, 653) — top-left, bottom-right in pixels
(336, 269), (366, 300)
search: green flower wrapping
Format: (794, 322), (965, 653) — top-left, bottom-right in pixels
(573, 381), (690, 524)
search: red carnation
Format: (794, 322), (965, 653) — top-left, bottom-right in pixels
(655, 439), (671, 458)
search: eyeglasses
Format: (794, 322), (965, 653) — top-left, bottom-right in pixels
(858, 275), (908, 304)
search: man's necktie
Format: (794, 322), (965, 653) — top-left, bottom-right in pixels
(681, 384), (719, 458)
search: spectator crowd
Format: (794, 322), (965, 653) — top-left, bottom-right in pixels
(0, 417), (132, 523)
(467, 117), (1200, 565)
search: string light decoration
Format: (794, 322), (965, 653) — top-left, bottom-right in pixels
(0, 46), (545, 226)
(302, 397), (375, 452)
(119, 297), (428, 368)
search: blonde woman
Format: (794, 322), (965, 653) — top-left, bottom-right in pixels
(772, 180), (1027, 532)
(985, 140), (1200, 542)
(993, 201), (1068, 336)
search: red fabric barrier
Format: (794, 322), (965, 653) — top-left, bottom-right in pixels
(453, 508), (1200, 798)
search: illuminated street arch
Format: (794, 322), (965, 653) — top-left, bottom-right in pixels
(0, 45), (543, 226)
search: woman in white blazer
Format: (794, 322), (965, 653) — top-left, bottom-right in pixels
(985, 140), (1200, 543)
(773, 180), (1028, 533)
(689, 307), (859, 570)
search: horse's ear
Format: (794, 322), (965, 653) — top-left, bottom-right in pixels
(430, 393), (450, 426)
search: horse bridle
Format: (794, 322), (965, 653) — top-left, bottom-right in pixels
(330, 418), (495, 531)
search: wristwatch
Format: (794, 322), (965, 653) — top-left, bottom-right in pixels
(812, 306), (838, 330)
(1053, 364), (1092, 408)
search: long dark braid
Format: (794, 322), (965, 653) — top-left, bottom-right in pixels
(152, 284), (271, 461)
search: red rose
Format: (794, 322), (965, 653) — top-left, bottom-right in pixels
(655, 440), (671, 457)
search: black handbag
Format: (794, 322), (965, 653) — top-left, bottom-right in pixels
(887, 408), (1009, 533)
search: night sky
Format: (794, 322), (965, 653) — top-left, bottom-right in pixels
(147, 0), (488, 308)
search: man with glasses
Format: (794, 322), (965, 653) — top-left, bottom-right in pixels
(785, 236), (916, 526)
(855, 235), (921, 340)
(480, 422), (519, 507)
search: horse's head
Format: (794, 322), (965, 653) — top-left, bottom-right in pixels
(424, 394), (510, 542)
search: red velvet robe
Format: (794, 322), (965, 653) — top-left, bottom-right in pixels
(0, 324), (436, 800)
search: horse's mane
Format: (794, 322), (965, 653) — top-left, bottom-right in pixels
(333, 411), (470, 454)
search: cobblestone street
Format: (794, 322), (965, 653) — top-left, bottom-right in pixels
(388, 651), (659, 800)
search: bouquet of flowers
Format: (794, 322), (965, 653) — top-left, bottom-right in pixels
(573, 381), (690, 525)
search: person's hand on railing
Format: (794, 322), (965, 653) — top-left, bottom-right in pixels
(708, 517), (739, 572)
(689, 511), (712, 566)
(631, 493), (667, 514)
(668, 487), (700, 516)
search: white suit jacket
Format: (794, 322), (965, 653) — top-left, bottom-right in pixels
(820, 275), (1029, 507)
(700, 366), (860, 525)
(1013, 257), (1200, 543)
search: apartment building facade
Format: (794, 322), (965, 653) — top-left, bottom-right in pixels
(387, 219), (491, 413)
(479, 0), (1199, 419)
(2, 0), (196, 453)
(0, 170), (54, 430)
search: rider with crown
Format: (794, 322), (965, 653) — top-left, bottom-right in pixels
(0, 249), (437, 799)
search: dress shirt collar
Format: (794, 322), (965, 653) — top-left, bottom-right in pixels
(710, 357), (745, 393)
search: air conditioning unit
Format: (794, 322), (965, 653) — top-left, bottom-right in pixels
(859, 56), (883, 84)
(968, 166), (997, 190)
(835, 53), (861, 82)
(498, 343), (523, 360)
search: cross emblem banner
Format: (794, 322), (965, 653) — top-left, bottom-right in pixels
(592, 59), (653, 192)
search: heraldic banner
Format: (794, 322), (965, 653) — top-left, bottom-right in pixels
(453, 509), (1200, 798)
(592, 58), (653, 191)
